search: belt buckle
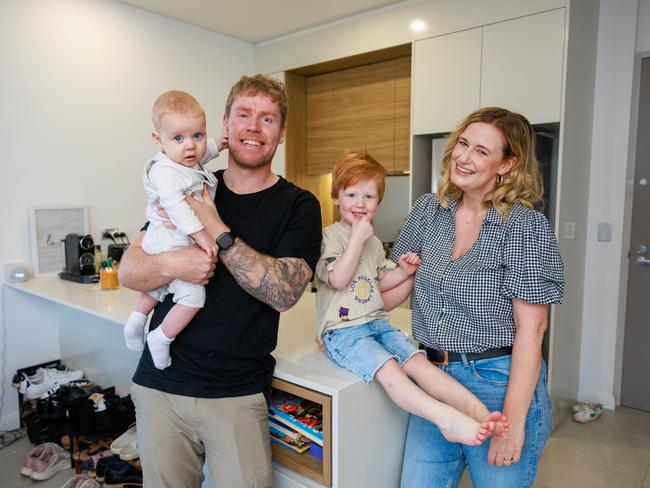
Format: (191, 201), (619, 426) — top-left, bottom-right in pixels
(431, 350), (449, 366)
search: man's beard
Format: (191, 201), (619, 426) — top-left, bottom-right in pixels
(229, 145), (276, 170)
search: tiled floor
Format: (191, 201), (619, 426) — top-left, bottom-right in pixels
(2, 406), (650, 487)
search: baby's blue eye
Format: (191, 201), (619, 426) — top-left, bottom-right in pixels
(193, 132), (203, 140)
(174, 135), (183, 142)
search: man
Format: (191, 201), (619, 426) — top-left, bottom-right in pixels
(119, 75), (322, 487)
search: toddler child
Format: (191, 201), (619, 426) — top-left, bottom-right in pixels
(314, 151), (507, 445)
(123, 90), (227, 369)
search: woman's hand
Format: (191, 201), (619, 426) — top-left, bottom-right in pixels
(487, 422), (525, 467)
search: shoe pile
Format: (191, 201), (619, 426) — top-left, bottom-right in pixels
(572, 401), (604, 423)
(20, 442), (71, 480)
(13, 366), (85, 400)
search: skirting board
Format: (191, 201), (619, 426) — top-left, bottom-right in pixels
(577, 389), (617, 410)
(0, 411), (20, 432)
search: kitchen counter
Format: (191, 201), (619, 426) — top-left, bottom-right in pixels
(6, 276), (413, 487)
(5, 276), (412, 394)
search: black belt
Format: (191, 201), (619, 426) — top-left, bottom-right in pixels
(421, 346), (512, 366)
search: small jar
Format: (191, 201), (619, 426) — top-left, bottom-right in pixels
(99, 259), (119, 290)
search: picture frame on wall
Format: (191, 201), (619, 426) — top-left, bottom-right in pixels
(30, 207), (90, 276)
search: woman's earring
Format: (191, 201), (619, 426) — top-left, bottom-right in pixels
(496, 174), (503, 186)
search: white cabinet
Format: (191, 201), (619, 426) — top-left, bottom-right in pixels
(412, 9), (565, 135)
(412, 28), (481, 135)
(481, 9), (565, 124)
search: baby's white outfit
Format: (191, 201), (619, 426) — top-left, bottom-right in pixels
(141, 139), (220, 308)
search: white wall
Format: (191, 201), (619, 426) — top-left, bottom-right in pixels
(638, 0), (650, 50)
(0, 0), (254, 429)
(577, 0), (640, 409)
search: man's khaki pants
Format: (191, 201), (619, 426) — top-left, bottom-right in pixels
(131, 383), (273, 488)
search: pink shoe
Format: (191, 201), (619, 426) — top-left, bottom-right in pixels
(61, 473), (102, 487)
(20, 442), (54, 476)
(30, 443), (70, 480)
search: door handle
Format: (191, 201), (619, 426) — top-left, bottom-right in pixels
(636, 256), (650, 265)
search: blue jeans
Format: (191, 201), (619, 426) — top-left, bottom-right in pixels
(400, 355), (552, 488)
(322, 319), (424, 383)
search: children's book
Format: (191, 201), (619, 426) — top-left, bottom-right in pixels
(268, 417), (311, 454)
(269, 391), (323, 446)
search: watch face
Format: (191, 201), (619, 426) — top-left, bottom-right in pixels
(217, 232), (234, 251)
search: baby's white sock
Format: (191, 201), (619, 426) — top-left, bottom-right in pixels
(147, 326), (173, 370)
(124, 311), (147, 351)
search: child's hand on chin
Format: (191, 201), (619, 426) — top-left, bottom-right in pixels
(351, 216), (373, 242)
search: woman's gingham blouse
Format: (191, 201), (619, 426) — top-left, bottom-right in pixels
(390, 194), (564, 353)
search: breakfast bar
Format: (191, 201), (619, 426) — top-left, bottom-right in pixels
(4, 277), (412, 487)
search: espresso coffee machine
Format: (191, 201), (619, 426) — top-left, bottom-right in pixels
(59, 233), (99, 283)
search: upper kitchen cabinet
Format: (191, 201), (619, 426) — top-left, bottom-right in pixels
(306, 57), (411, 175)
(412, 28), (482, 136)
(481, 9), (565, 124)
(412, 9), (565, 135)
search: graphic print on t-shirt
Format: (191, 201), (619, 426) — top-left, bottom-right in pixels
(351, 275), (375, 304)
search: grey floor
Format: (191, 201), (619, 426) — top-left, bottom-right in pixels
(2, 406), (650, 487)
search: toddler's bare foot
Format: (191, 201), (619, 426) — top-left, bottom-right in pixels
(439, 407), (491, 446)
(481, 411), (509, 437)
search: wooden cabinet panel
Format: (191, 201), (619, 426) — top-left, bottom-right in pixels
(412, 28), (481, 135)
(481, 9), (565, 124)
(306, 57), (411, 175)
(394, 56), (411, 172)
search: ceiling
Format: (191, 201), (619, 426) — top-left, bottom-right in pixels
(119, 0), (407, 44)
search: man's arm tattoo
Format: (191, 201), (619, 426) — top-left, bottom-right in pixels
(220, 238), (313, 312)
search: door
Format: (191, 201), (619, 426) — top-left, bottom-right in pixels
(621, 56), (650, 412)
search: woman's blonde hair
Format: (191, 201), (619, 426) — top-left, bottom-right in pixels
(437, 107), (544, 218)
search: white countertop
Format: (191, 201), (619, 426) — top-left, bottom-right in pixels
(5, 276), (413, 395)
(5, 275), (138, 325)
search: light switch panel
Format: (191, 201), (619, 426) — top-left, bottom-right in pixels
(564, 222), (576, 240)
(597, 222), (612, 242)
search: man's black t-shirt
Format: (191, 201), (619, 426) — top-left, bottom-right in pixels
(132, 170), (322, 398)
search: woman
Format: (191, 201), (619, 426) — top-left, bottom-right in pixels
(390, 107), (564, 487)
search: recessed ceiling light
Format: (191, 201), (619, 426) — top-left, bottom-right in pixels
(410, 19), (426, 33)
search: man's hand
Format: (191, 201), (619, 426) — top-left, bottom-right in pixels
(185, 184), (230, 240)
(190, 229), (218, 258)
(398, 252), (420, 276)
(160, 245), (217, 285)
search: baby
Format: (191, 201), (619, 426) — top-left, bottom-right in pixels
(123, 90), (227, 369)
(314, 151), (507, 445)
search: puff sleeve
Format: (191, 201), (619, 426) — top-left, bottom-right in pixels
(501, 208), (564, 304)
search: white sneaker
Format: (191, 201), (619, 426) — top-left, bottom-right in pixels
(23, 368), (84, 400)
(29, 443), (70, 480)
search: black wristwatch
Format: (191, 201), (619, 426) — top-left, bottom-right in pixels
(216, 231), (235, 253)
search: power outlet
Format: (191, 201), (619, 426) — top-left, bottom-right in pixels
(101, 228), (121, 242)
(3, 261), (34, 283)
